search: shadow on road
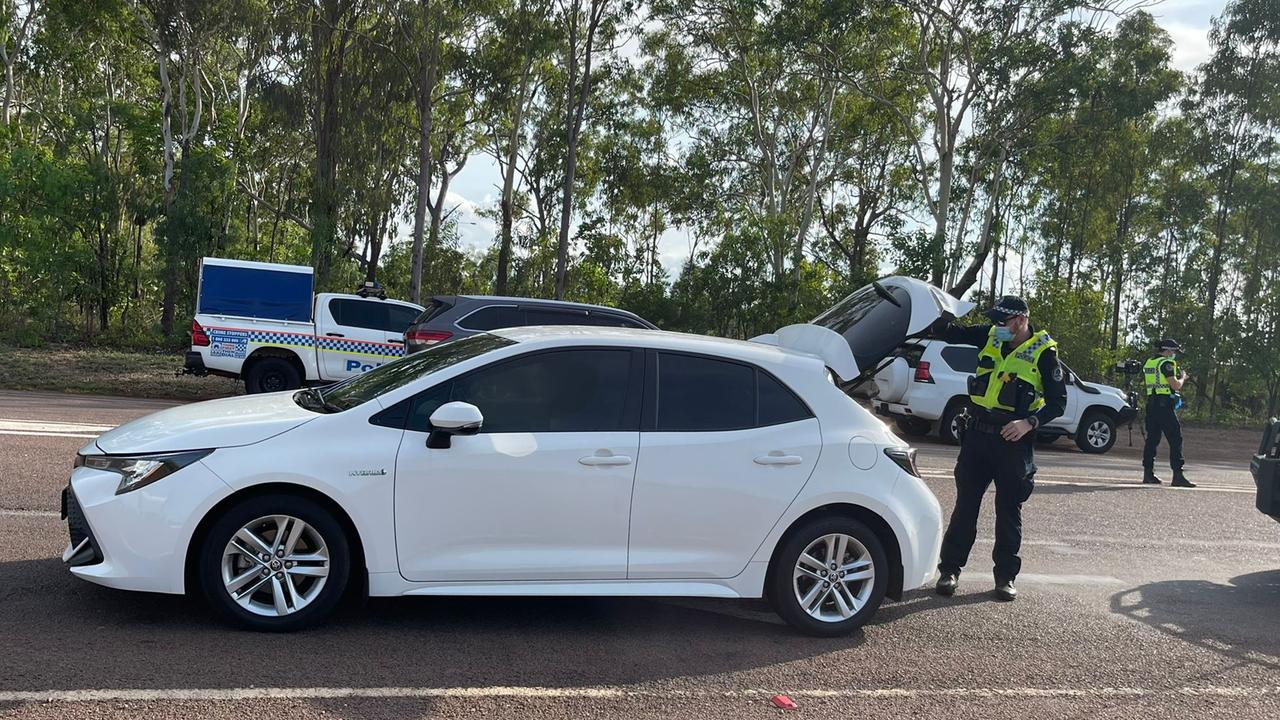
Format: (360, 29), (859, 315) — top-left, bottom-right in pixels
(0, 557), (873, 695)
(1110, 570), (1280, 670)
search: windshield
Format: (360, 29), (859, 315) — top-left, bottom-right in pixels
(306, 333), (516, 412)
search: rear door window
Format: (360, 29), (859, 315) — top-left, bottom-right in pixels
(329, 298), (388, 332)
(588, 313), (647, 328)
(940, 345), (978, 373)
(457, 305), (524, 331)
(525, 307), (590, 325)
(654, 353), (811, 431)
(386, 305), (421, 334)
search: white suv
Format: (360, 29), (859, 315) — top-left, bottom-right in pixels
(869, 339), (1137, 453)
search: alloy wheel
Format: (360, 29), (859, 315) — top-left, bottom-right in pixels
(792, 533), (875, 623)
(1087, 420), (1112, 448)
(221, 514), (330, 617)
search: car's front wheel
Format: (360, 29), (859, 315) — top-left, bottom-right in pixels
(1075, 410), (1117, 454)
(197, 494), (350, 631)
(769, 517), (888, 637)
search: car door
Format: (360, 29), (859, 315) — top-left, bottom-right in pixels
(382, 302), (421, 356)
(316, 297), (400, 379)
(627, 351), (821, 579)
(393, 347), (643, 582)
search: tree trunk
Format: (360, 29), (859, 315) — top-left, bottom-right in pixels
(495, 56), (533, 295)
(554, 0), (604, 300)
(410, 13), (441, 304)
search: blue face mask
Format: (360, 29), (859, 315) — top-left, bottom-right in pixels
(994, 326), (1015, 342)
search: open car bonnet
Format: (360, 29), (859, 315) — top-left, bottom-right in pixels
(752, 276), (975, 385)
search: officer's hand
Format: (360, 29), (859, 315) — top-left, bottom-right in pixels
(1001, 419), (1033, 442)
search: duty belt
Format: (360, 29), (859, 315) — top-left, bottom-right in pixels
(969, 420), (1007, 434)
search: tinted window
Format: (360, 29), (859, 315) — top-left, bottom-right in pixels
(448, 350), (635, 433)
(810, 283), (912, 373)
(458, 305), (524, 331)
(525, 307), (589, 325)
(413, 298), (454, 325)
(940, 345), (978, 373)
(387, 305), (421, 333)
(319, 333), (515, 412)
(329, 298), (387, 331)
(758, 373), (811, 426)
(657, 353), (755, 431)
(588, 313), (646, 328)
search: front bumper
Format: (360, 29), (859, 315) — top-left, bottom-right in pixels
(1117, 406), (1138, 427)
(63, 460), (232, 594)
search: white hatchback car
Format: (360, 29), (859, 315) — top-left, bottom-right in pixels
(62, 277), (968, 635)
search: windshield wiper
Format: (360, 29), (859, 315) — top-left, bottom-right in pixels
(872, 280), (902, 307)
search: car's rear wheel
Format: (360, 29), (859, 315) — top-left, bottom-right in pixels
(769, 517), (888, 637)
(245, 356), (302, 394)
(939, 400), (970, 444)
(895, 417), (931, 437)
(198, 494), (350, 631)
(1075, 410), (1117, 454)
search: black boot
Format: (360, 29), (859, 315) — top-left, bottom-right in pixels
(1142, 469), (1162, 484)
(936, 572), (958, 596)
(1171, 470), (1196, 488)
(994, 579), (1017, 602)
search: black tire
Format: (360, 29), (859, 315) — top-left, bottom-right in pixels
(768, 516), (889, 637)
(198, 493), (351, 632)
(939, 400), (970, 445)
(895, 417), (931, 437)
(245, 356), (301, 394)
(1075, 410), (1117, 454)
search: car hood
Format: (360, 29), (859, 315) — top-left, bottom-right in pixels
(94, 392), (317, 455)
(753, 276), (974, 383)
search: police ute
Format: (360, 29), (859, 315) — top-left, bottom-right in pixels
(183, 258), (424, 393)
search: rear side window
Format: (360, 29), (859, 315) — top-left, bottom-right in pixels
(655, 352), (811, 431)
(588, 313), (647, 329)
(525, 307), (589, 325)
(414, 298), (454, 325)
(940, 346), (978, 373)
(387, 305), (420, 333)
(757, 373), (810, 426)
(458, 305), (524, 331)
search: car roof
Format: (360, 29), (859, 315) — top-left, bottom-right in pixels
(489, 326), (826, 371)
(447, 295), (644, 317)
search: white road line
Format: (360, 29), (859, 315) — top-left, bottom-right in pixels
(0, 430), (100, 439)
(0, 419), (115, 433)
(0, 686), (1276, 703)
(0, 509), (59, 518)
(919, 471), (1255, 494)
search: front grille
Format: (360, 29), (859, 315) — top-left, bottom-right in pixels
(63, 486), (103, 566)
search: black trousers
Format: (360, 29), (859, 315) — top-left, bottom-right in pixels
(1142, 396), (1185, 472)
(938, 427), (1036, 582)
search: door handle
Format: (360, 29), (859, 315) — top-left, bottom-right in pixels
(578, 454), (633, 467)
(389, 338), (404, 344)
(754, 453), (803, 466)
(326, 332), (345, 338)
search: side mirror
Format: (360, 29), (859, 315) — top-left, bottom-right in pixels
(427, 401), (483, 449)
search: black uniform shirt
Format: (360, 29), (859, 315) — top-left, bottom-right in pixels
(940, 323), (1068, 427)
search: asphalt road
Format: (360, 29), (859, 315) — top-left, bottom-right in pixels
(1, 390), (1277, 719)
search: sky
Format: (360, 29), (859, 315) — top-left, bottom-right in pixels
(433, 0), (1230, 281)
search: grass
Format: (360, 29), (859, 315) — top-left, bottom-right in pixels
(0, 344), (243, 401)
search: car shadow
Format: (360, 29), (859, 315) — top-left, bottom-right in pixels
(0, 557), (882, 695)
(1109, 570), (1280, 671)
(1031, 482), (1147, 495)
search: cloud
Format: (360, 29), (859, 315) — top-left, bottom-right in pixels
(1162, 19), (1214, 73)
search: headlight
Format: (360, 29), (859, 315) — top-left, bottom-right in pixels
(76, 450), (213, 495)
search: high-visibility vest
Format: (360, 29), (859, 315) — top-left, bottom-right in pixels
(969, 327), (1057, 413)
(1143, 357), (1178, 396)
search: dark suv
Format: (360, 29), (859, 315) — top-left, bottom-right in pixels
(404, 295), (658, 353)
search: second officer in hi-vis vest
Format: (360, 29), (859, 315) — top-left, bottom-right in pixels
(930, 296), (1068, 602)
(1141, 338), (1194, 487)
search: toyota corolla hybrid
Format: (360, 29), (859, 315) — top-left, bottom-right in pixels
(61, 277), (971, 636)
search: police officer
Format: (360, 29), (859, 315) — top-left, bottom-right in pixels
(1142, 339), (1194, 487)
(931, 296), (1068, 602)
